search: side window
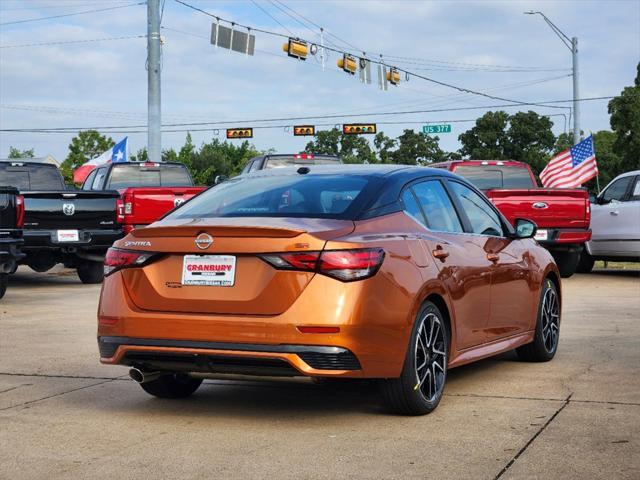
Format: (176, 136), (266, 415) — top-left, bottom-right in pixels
(401, 189), (426, 225)
(602, 176), (633, 203)
(631, 176), (640, 201)
(448, 181), (504, 237)
(249, 160), (262, 172)
(82, 170), (97, 190)
(92, 167), (107, 190)
(411, 180), (463, 233)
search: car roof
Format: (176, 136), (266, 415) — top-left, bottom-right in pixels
(241, 163), (457, 179)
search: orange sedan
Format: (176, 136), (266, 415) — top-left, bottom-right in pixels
(98, 165), (561, 415)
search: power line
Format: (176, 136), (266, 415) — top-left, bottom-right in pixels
(250, 0), (294, 36)
(0, 96), (615, 133)
(0, 34), (146, 49)
(0, 1), (146, 26)
(171, 0), (568, 111)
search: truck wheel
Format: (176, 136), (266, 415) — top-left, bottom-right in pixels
(0, 274), (7, 300)
(550, 250), (580, 278)
(77, 261), (104, 284)
(517, 279), (560, 362)
(576, 252), (594, 273)
(380, 301), (449, 415)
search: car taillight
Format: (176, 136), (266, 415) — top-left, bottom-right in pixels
(103, 248), (157, 276)
(260, 248), (384, 282)
(15, 194), (25, 228)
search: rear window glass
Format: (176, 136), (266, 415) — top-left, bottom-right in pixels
(107, 164), (193, 189)
(0, 163), (65, 190)
(454, 166), (534, 189)
(169, 174), (372, 219)
(263, 156), (341, 169)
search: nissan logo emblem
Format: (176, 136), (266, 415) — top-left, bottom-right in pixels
(195, 233), (213, 250)
(532, 202), (548, 209)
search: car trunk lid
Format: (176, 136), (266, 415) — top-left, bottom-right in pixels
(120, 217), (355, 315)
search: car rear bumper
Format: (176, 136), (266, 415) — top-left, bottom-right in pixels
(23, 229), (124, 251)
(97, 270), (416, 378)
(537, 228), (591, 246)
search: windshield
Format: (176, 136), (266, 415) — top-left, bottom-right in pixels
(454, 165), (534, 190)
(264, 156), (341, 169)
(107, 164), (193, 189)
(169, 174), (373, 220)
(0, 163), (65, 190)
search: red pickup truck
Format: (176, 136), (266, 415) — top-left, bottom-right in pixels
(81, 162), (205, 234)
(431, 160), (591, 278)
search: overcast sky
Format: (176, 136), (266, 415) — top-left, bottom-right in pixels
(0, 0), (638, 162)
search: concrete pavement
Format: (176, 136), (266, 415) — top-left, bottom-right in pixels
(1, 266), (638, 479)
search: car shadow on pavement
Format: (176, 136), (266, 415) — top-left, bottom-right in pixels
(8, 268), (81, 287)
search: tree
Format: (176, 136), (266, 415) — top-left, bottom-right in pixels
(608, 62), (640, 171)
(392, 129), (447, 165)
(458, 110), (556, 174)
(458, 111), (510, 160)
(7, 147), (34, 158)
(373, 132), (396, 163)
(304, 128), (376, 163)
(60, 130), (114, 183)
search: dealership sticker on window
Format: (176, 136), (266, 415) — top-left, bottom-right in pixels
(56, 230), (79, 242)
(182, 255), (236, 286)
(534, 229), (548, 241)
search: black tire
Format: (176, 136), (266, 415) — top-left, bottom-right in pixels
(139, 373), (203, 399)
(516, 279), (560, 362)
(77, 261), (104, 284)
(380, 301), (449, 415)
(550, 250), (580, 278)
(0, 274), (7, 300)
(576, 251), (594, 273)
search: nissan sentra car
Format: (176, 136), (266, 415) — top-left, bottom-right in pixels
(97, 165), (561, 415)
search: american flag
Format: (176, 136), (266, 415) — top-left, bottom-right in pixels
(540, 135), (598, 188)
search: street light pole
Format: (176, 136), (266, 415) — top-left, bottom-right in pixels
(147, 0), (162, 162)
(525, 11), (581, 145)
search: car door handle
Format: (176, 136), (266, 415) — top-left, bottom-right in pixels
(610, 211), (619, 216)
(432, 245), (449, 261)
(487, 253), (500, 263)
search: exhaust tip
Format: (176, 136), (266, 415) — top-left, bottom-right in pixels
(129, 368), (145, 383)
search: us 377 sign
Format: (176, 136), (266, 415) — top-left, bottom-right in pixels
(423, 124), (452, 134)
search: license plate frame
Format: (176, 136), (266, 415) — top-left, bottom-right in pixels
(56, 229), (79, 242)
(182, 255), (236, 287)
(534, 229), (548, 241)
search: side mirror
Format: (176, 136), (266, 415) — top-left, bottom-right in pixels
(589, 193), (597, 204)
(214, 175), (228, 185)
(514, 218), (537, 239)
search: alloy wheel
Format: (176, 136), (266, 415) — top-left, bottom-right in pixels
(541, 287), (560, 353)
(414, 313), (446, 402)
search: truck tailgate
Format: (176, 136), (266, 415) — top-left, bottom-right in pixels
(120, 187), (206, 226)
(485, 188), (590, 229)
(22, 190), (120, 230)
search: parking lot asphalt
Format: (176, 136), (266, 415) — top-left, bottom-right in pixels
(1, 266), (639, 479)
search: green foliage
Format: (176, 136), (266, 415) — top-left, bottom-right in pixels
(304, 128), (376, 164)
(7, 147), (35, 159)
(392, 129), (447, 165)
(60, 130), (114, 183)
(458, 111), (555, 174)
(163, 134), (261, 185)
(608, 63), (640, 171)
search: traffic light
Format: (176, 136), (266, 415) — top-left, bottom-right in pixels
(282, 38), (308, 60)
(337, 54), (357, 75)
(387, 68), (400, 86)
(343, 124), (377, 135)
(293, 125), (315, 136)
(226, 128), (253, 139)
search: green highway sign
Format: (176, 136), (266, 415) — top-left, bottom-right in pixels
(423, 124), (452, 134)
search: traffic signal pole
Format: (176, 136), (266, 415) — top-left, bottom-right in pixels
(147, 0), (162, 162)
(571, 36), (580, 145)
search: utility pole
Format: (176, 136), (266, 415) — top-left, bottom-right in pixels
(147, 0), (161, 161)
(525, 11), (580, 145)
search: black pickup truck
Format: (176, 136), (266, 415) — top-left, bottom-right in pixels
(0, 161), (122, 284)
(0, 186), (24, 299)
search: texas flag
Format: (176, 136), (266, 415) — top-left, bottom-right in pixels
(73, 137), (128, 184)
